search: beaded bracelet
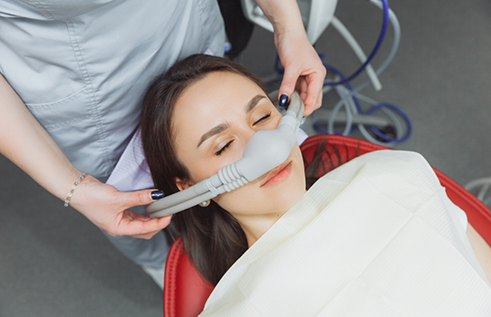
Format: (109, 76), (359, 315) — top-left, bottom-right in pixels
(64, 172), (87, 207)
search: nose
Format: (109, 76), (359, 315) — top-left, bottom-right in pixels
(235, 93), (302, 182)
(236, 120), (298, 182)
(238, 114), (281, 154)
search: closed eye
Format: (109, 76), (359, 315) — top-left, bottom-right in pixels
(215, 112), (271, 156)
(253, 112), (271, 126)
(215, 140), (233, 156)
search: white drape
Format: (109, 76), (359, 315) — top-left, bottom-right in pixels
(200, 150), (491, 316)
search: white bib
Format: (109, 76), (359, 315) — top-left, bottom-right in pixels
(200, 150), (491, 316)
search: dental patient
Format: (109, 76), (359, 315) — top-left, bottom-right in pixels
(141, 54), (491, 316)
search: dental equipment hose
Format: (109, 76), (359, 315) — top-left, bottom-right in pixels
(146, 92), (305, 218)
(312, 0), (411, 146)
(314, 62), (412, 146)
(272, 0), (390, 88)
(323, 0), (389, 86)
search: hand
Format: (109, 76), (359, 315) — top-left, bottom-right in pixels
(0, 75), (170, 239)
(69, 175), (171, 239)
(275, 30), (326, 116)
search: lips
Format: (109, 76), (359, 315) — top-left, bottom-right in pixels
(260, 160), (293, 187)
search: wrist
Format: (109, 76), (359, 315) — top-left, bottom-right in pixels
(274, 27), (311, 57)
(255, 0), (306, 40)
(54, 163), (86, 203)
(63, 173), (97, 209)
(63, 172), (87, 207)
(272, 14), (306, 37)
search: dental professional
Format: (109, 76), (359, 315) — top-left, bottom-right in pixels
(0, 0), (325, 287)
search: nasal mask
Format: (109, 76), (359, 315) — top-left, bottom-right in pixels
(147, 92), (305, 218)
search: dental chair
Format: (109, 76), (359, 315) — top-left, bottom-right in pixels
(163, 134), (491, 317)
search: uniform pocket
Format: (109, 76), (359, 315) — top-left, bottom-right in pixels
(25, 87), (110, 176)
(26, 87), (92, 130)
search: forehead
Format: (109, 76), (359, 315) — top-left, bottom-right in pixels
(172, 71), (264, 133)
(178, 71), (262, 110)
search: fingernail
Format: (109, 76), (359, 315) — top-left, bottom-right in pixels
(171, 214), (176, 221)
(279, 94), (289, 108)
(151, 190), (164, 200)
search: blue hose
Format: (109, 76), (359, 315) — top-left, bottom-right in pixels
(324, 0), (389, 86)
(366, 103), (412, 143)
(274, 0), (410, 144)
(317, 59), (412, 144)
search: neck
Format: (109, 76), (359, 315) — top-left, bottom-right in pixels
(233, 187), (308, 247)
(235, 211), (287, 247)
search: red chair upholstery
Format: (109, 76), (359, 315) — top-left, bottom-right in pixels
(163, 238), (214, 317)
(164, 135), (491, 317)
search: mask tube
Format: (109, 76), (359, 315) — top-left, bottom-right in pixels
(147, 92), (304, 218)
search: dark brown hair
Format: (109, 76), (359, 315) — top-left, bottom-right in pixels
(141, 54), (350, 286)
(141, 54), (266, 285)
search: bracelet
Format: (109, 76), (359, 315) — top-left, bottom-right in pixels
(64, 172), (87, 207)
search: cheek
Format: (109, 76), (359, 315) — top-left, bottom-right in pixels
(185, 138), (247, 183)
(187, 152), (243, 184)
(213, 184), (254, 214)
(213, 182), (304, 216)
(213, 147), (306, 215)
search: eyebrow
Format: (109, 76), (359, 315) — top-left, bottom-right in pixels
(245, 95), (266, 113)
(197, 94), (266, 148)
(197, 123), (230, 148)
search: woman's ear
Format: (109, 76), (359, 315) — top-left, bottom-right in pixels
(175, 177), (195, 191)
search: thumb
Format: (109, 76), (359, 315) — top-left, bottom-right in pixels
(278, 65), (300, 103)
(121, 189), (162, 209)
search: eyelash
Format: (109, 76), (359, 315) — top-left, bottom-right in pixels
(253, 112), (271, 126)
(215, 112), (272, 156)
(215, 140), (233, 156)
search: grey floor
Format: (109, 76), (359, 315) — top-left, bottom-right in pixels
(1, 0), (490, 316)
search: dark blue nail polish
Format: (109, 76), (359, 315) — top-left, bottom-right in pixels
(151, 190), (164, 200)
(279, 94), (289, 108)
(171, 214), (176, 221)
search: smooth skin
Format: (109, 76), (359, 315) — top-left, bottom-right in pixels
(173, 71), (306, 247)
(0, 0), (324, 238)
(467, 224), (491, 284)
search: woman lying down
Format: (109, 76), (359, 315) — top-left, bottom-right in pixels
(141, 54), (491, 316)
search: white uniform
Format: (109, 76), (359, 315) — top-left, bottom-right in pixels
(0, 0), (225, 267)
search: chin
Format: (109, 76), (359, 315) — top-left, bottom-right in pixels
(215, 177), (305, 217)
(267, 164), (306, 207)
(274, 183), (306, 211)
(261, 176), (306, 213)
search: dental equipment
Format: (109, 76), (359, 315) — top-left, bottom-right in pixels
(241, 0), (411, 147)
(146, 92), (305, 218)
(312, 0), (411, 147)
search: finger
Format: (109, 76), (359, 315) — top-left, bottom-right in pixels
(128, 212), (154, 222)
(296, 77), (308, 102)
(122, 189), (163, 209)
(278, 64), (301, 102)
(314, 89), (323, 111)
(109, 210), (172, 237)
(132, 229), (165, 240)
(304, 72), (326, 116)
(304, 77), (323, 116)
